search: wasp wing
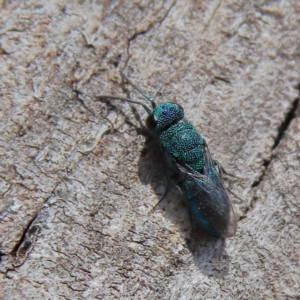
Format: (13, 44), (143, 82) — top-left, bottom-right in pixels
(175, 146), (237, 237)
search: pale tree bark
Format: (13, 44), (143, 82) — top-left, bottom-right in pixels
(0, 0), (300, 299)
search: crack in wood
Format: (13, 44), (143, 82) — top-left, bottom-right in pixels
(251, 85), (300, 189)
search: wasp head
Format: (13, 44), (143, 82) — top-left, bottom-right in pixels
(146, 102), (184, 134)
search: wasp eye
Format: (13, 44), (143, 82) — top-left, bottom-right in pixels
(146, 114), (157, 131)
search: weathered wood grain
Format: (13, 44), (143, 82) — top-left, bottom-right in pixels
(1, 0), (299, 299)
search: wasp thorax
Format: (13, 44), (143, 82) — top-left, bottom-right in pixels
(146, 102), (184, 133)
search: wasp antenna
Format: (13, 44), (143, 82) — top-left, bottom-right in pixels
(96, 95), (152, 115)
(120, 70), (156, 109)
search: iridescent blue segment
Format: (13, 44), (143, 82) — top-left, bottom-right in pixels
(178, 165), (235, 237)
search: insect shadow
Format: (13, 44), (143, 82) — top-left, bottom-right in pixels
(135, 119), (232, 277)
(98, 72), (232, 276)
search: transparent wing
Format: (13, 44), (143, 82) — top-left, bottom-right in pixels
(175, 146), (237, 237)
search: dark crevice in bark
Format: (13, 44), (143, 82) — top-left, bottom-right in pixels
(11, 214), (37, 255)
(157, 0), (177, 27)
(128, 0), (176, 45)
(251, 86), (300, 189)
(272, 94), (300, 150)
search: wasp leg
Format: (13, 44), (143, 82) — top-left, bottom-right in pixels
(157, 178), (171, 203)
(149, 177), (172, 214)
(213, 160), (246, 202)
(213, 159), (247, 180)
(227, 188), (245, 202)
(212, 159), (224, 175)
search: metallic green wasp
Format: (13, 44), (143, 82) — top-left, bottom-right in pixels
(98, 71), (237, 237)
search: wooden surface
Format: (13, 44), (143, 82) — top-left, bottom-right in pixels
(1, 0), (300, 299)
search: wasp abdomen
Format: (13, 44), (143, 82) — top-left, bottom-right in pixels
(180, 177), (231, 237)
